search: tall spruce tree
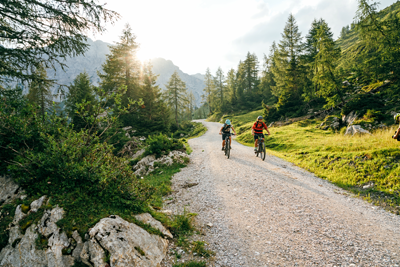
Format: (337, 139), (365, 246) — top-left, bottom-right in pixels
(26, 64), (54, 121)
(164, 71), (188, 128)
(65, 72), (97, 131)
(99, 24), (140, 126)
(312, 20), (342, 107)
(272, 14), (304, 99)
(136, 62), (170, 134)
(226, 69), (237, 109)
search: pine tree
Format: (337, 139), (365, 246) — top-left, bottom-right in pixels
(259, 43), (277, 105)
(65, 72), (97, 131)
(202, 68), (215, 113)
(26, 64), (54, 121)
(243, 52), (259, 95)
(164, 71), (188, 128)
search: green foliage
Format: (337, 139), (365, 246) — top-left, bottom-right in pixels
(65, 72), (97, 131)
(173, 261), (207, 267)
(164, 71), (188, 128)
(0, 204), (17, 250)
(135, 246), (145, 256)
(169, 210), (196, 236)
(35, 234), (48, 250)
(145, 133), (184, 159)
(341, 94), (384, 117)
(192, 241), (215, 258)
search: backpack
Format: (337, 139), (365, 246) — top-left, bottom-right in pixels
(222, 123), (231, 132)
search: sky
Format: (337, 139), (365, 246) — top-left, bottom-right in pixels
(93, 0), (397, 75)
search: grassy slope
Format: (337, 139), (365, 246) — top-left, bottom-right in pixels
(229, 111), (400, 214)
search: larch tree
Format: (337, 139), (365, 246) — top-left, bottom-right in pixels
(164, 71), (188, 128)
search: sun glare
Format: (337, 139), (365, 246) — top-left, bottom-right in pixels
(136, 49), (153, 63)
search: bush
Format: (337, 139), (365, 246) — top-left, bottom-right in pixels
(145, 133), (184, 158)
(341, 94), (384, 117)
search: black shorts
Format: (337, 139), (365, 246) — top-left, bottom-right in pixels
(254, 133), (264, 141)
(222, 132), (231, 140)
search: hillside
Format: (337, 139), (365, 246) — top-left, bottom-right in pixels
(336, 1), (400, 68)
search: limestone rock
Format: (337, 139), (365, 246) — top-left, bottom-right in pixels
(133, 150), (187, 176)
(132, 148), (145, 160)
(30, 195), (46, 212)
(0, 204), (74, 267)
(345, 125), (371, 136)
(0, 175), (21, 205)
(86, 215), (168, 266)
(12, 205), (26, 225)
(134, 213), (173, 239)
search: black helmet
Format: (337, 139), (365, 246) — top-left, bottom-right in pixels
(257, 116), (263, 120)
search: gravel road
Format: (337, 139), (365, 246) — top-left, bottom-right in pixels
(163, 120), (400, 266)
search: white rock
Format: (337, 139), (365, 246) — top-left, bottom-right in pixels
(345, 125), (371, 136)
(30, 195), (46, 212)
(134, 213), (173, 239)
(132, 148), (145, 160)
(0, 175), (20, 205)
(72, 230), (83, 244)
(87, 215), (168, 266)
(160, 210), (173, 215)
(12, 205), (26, 225)
(342, 111), (358, 125)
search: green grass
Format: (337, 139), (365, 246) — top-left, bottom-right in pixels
(173, 261), (207, 267)
(232, 112), (400, 213)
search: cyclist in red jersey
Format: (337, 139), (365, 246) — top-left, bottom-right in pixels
(251, 116), (271, 152)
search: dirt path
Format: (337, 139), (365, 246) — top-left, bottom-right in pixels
(163, 120), (400, 266)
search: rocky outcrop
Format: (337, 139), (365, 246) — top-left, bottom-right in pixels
(345, 125), (371, 135)
(1, 195), (169, 267)
(0, 197), (75, 267)
(134, 150), (187, 176)
(82, 215), (168, 267)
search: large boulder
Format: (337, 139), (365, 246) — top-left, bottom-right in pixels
(345, 125), (371, 136)
(319, 116), (341, 131)
(82, 215), (168, 267)
(134, 213), (173, 239)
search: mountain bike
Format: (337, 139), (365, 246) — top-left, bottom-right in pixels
(224, 133), (235, 159)
(255, 134), (267, 161)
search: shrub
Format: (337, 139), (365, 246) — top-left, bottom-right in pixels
(341, 94), (384, 117)
(145, 133), (184, 158)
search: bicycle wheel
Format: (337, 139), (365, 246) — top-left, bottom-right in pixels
(226, 143), (230, 159)
(259, 142), (264, 159)
(225, 137), (230, 157)
(261, 142), (266, 161)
